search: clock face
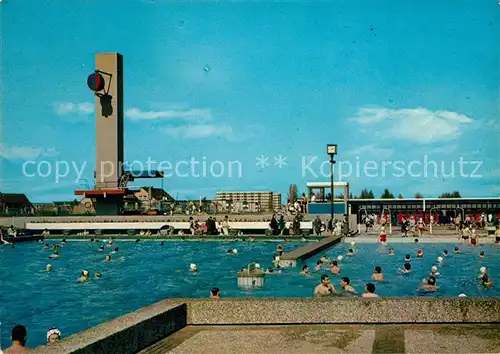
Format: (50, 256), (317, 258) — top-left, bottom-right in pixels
(327, 145), (337, 154)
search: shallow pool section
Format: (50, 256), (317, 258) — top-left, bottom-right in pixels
(0, 240), (499, 347)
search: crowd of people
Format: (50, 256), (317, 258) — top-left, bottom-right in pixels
(305, 242), (494, 298)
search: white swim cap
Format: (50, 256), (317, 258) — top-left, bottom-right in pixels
(458, 293), (467, 297)
(480, 266), (486, 273)
(233, 249), (238, 254)
(82, 270), (89, 276)
(275, 256), (280, 261)
(255, 263), (261, 268)
(47, 264), (51, 267)
(337, 255), (343, 261)
(437, 256), (443, 262)
(431, 266), (437, 272)
(190, 263), (197, 270)
(47, 327), (61, 341)
(350, 241), (356, 246)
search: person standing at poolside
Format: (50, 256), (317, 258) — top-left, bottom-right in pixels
(221, 216), (230, 236)
(471, 229), (478, 246)
(314, 275), (336, 296)
(4, 325), (30, 353)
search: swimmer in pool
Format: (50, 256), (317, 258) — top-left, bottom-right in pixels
(314, 274), (336, 296)
(111, 247), (119, 254)
(362, 283), (379, 298)
(320, 254), (329, 263)
(227, 249), (238, 255)
(371, 266), (384, 281)
(420, 276), (438, 291)
(401, 262), (411, 274)
(105, 255), (111, 262)
(43, 244), (49, 249)
(46, 327), (61, 344)
(210, 287), (220, 299)
(46, 264), (51, 272)
(454, 247), (460, 254)
(190, 263), (197, 272)
(48, 246), (60, 259)
(437, 256), (444, 264)
(95, 272), (102, 279)
(347, 249), (355, 256)
(330, 260), (340, 275)
(417, 249), (424, 258)
(160, 242), (164, 246)
(314, 260), (323, 272)
(442, 250), (448, 257)
(78, 270), (89, 282)
(479, 251), (485, 258)
(478, 267), (493, 287)
(388, 248), (395, 256)
(430, 266), (440, 276)
(98, 245), (104, 252)
(300, 265), (311, 276)
(340, 277), (356, 293)
(405, 254), (411, 262)
(106, 241), (113, 247)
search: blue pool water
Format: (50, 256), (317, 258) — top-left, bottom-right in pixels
(1, 240), (499, 348)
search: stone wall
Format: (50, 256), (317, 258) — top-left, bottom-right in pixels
(32, 298), (500, 353)
(182, 298), (500, 324)
(32, 302), (186, 354)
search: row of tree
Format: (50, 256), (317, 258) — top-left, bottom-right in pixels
(287, 184), (462, 202)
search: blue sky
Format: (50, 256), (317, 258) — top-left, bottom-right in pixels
(1, 0), (499, 202)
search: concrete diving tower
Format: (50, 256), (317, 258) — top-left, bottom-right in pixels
(75, 53), (163, 215)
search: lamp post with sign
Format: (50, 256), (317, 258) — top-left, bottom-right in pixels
(326, 144), (337, 231)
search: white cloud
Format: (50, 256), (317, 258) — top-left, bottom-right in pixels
(346, 144), (393, 160)
(0, 143), (59, 160)
(163, 124), (233, 139)
(427, 144), (458, 155)
(351, 107), (473, 143)
(126, 108), (212, 122)
(53, 101), (95, 116)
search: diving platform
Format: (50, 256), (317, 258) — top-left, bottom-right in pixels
(278, 234), (342, 268)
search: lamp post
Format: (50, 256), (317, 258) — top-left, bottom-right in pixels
(327, 144), (338, 232)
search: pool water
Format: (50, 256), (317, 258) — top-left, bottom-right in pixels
(0, 240), (499, 348)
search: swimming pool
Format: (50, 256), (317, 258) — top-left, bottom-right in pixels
(0, 240), (499, 348)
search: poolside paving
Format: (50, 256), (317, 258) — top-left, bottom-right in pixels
(139, 324), (500, 354)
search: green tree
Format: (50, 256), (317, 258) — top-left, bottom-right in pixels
(359, 189), (370, 199)
(381, 189), (394, 199)
(439, 191), (462, 198)
(415, 192), (424, 199)
(397, 193), (404, 199)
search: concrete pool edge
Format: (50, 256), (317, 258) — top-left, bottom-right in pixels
(32, 301), (186, 354)
(32, 298), (500, 353)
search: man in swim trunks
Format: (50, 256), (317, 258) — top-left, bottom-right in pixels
(314, 275), (336, 296)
